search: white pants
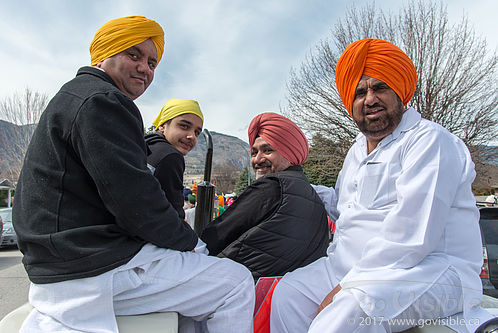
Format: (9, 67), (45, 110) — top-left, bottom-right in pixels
(270, 257), (464, 333)
(21, 243), (255, 333)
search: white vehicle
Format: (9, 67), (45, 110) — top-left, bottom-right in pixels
(0, 208), (16, 247)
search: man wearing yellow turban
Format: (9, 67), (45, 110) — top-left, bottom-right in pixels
(271, 39), (491, 332)
(145, 98), (203, 220)
(14, 16), (254, 333)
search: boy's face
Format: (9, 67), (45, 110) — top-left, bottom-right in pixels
(158, 113), (203, 155)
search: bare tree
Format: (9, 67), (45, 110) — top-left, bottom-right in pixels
(0, 88), (48, 182)
(284, 0), (498, 187)
(212, 162), (241, 194)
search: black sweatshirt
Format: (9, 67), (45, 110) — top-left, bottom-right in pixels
(145, 132), (186, 219)
(13, 67), (198, 284)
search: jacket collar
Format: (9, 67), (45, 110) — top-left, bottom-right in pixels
(76, 66), (117, 88)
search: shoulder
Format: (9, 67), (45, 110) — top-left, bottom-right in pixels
(147, 136), (183, 159)
(62, 67), (137, 112)
(240, 176), (280, 198)
(406, 118), (465, 152)
(275, 166), (309, 183)
(396, 118), (472, 172)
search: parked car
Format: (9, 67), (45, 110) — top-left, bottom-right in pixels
(0, 212), (3, 246)
(0, 208), (17, 247)
(479, 207), (498, 296)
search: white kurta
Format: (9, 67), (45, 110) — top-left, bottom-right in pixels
(305, 108), (490, 332)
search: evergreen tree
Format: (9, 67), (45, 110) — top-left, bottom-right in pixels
(234, 167), (250, 195)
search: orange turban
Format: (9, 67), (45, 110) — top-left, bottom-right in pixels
(90, 16), (164, 66)
(335, 38), (417, 116)
(248, 112), (308, 165)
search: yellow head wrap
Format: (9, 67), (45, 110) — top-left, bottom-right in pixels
(90, 16), (164, 66)
(152, 99), (204, 129)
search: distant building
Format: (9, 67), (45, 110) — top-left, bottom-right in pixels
(0, 178), (14, 208)
(183, 174), (203, 187)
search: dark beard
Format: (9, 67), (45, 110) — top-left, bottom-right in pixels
(356, 99), (404, 140)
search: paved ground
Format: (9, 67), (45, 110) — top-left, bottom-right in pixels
(0, 247), (29, 319)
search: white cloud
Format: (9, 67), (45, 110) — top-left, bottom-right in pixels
(0, 0), (496, 141)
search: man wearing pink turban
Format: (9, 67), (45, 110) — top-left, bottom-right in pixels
(271, 39), (491, 332)
(201, 112), (329, 281)
(13, 16), (254, 333)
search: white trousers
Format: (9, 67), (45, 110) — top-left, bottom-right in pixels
(270, 256), (464, 333)
(21, 243), (255, 333)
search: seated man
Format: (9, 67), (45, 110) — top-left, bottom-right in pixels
(13, 16), (254, 333)
(270, 38), (491, 333)
(145, 98), (203, 219)
(201, 112), (330, 280)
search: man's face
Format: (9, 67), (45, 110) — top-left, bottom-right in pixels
(251, 137), (292, 179)
(352, 75), (405, 145)
(158, 113), (203, 156)
(96, 39), (157, 100)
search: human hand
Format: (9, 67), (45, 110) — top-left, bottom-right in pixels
(315, 284), (341, 317)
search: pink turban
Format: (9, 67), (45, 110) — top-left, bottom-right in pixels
(248, 112), (309, 165)
(335, 38), (417, 116)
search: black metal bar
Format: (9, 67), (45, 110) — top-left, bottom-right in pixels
(194, 129), (215, 235)
(202, 129), (213, 182)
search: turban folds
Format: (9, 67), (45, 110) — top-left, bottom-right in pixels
(152, 98), (204, 129)
(335, 38), (417, 116)
(90, 16), (164, 66)
(248, 112), (308, 165)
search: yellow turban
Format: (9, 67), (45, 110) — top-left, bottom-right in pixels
(335, 38), (417, 116)
(90, 16), (164, 66)
(152, 99), (204, 129)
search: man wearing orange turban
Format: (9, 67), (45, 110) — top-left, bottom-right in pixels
(14, 16), (254, 333)
(271, 39), (490, 332)
(201, 113), (329, 281)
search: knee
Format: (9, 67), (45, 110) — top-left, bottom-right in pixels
(271, 280), (297, 314)
(221, 258), (254, 288)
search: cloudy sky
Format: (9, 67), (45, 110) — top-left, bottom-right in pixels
(1, 0), (496, 142)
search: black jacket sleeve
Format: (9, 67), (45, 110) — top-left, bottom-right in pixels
(201, 177), (280, 255)
(71, 92), (198, 251)
(154, 153), (186, 219)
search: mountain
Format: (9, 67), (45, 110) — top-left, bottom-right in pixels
(483, 145), (498, 166)
(184, 130), (250, 175)
(0, 120), (250, 177)
(0, 120), (36, 167)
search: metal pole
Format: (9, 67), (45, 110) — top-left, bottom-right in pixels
(194, 129), (215, 235)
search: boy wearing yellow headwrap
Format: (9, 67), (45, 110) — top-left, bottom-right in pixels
(145, 98), (203, 220)
(271, 39), (491, 333)
(14, 16), (254, 333)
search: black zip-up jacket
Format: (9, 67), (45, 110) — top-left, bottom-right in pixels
(13, 67), (198, 284)
(201, 166), (329, 280)
(145, 132), (186, 219)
